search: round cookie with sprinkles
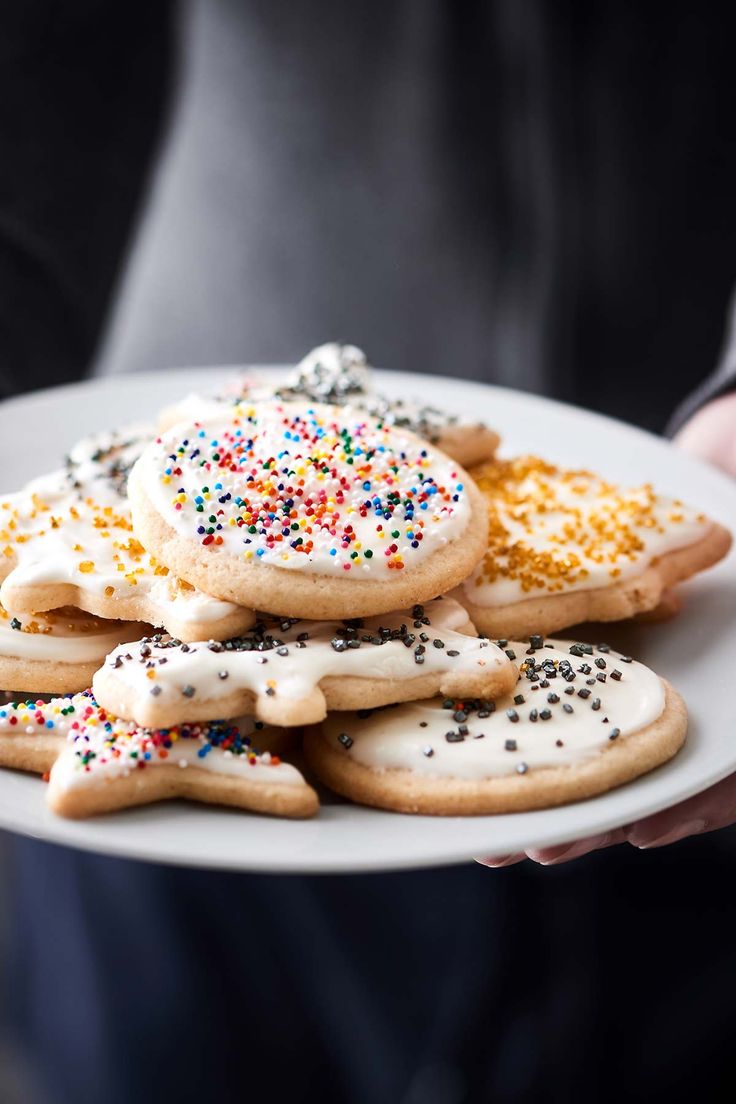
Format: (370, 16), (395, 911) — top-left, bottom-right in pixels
(157, 342), (501, 468)
(0, 425), (255, 642)
(455, 456), (732, 638)
(128, 401), (488, 619)
(45, 693), (317, 820)
(92, 597), (517, 729)
(304, 638), (687, 815)
(0, 604), (149, 694)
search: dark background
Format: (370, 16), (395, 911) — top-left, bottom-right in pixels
(1, 2), (736, 1102)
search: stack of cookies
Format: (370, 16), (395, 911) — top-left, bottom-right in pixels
(0, 345), (730, 821)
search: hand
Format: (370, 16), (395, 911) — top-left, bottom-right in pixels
(478, 392), (736, 867)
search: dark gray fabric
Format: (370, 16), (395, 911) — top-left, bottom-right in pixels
(96, 0), (736, 433)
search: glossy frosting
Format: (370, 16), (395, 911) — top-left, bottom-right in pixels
(464, 457), (709, 607)
(141, 401), (472, 577)
(97, 598), (509, 713)
(0, 692), (303, 787)
(320, 639), (665, 778)
(0, 426), (242, 626)
(0, 605), (143, 663)
(159, 343), (468, 444)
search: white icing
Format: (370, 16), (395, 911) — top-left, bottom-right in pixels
(322, 641), (666, 778)
(0, 692), (303, 789)
(0, 606), (144, 663)
(140, 401), (472, 578)
(157, 343), (466, 443)
(97, 598), (510, 716)
(463, 460), (710, 607)
(0, 425), (243, 627)
(52, 713), (304, 791)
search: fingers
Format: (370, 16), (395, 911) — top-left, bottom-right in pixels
(476, 771), (736, 869)
(525, 828), (628, 865)
(674, 392), (736, 477)
(474, 828), (627, 869)
(474, 854), (526, 868)
(627, 771), (736, 848)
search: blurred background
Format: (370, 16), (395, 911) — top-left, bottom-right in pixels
(2, 1), (736, 1101)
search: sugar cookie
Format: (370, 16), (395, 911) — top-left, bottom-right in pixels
(92, 598), (517, 728)
(456, 456), (731, 637)
(0, 691), (317, 817)
(304, 638), (687, 814)
(0, 604), (149, 694)
(129, 402), (488, 619)
(0, 426), (255, 642)
(157, 343), (500, 468)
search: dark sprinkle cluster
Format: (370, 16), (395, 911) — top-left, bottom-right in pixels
(336, 637), (632, 771)
(500, 638), (627, 743)
(111, 604), (477, 700)
(64, 434), (141, 496)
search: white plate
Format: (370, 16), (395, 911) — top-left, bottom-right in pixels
(1, 368), (735, 872)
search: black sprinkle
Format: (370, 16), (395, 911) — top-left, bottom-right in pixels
(563, 703), (574, 714)
(181, 685), (196, 698)
(609, 728), (621, 741)
(578, 688), (591, 699)
(505, 649), (516, 661)
(504, 738), (518, 751)
(595, 657), (607, 669)
(529, 709), (538, 723)
(529, 634), (544, 649)
(433, 639), (445, 649)
(610, 670), (622, 681)
(445, 730), (465, 743)
(514, 694), (525, 706)
(506, 709), (519, 723)
(265, 687), (275, 697)
(150, 686), (162, 697)
(555, 739), (564, 748)
(277, 646), (289, 657)
(597, 643), (611, 653)
(218, 671), (229, 680)
(540, 709), (552, 721)
(596, 672), (607, 683)
(516, 762), (529, 775)
(592, 698), (601, 711)
(447, 650), (460, 658)
(547, 693), (560, 704)
(423, 746), (434, 758)
(620, 655), (633, 664)
(338, 732), (354, 750)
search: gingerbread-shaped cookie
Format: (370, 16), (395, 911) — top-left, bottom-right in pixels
(129, 402), (488, 619)
(0, 690), (316, 818)
(304, 638), (687, 814)
(0, 426), (255, 642)
(157, 343), (500, 468)
(456, 456), (731, 637)
(92, 598), (517, 728)
(0, 604), (148, 694)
